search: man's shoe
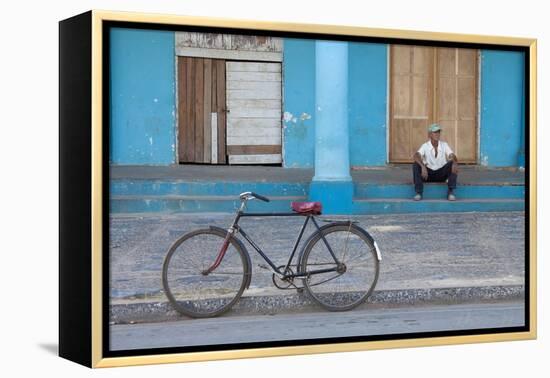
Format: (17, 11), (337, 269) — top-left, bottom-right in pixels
(448, 193), (456, 201)
(413, 193), (422, 201)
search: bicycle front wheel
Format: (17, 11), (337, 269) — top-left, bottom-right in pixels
(162, 228), (248, 318)
(300, 223), (379, 311)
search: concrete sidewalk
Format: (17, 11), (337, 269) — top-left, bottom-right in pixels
(109, 211), (525, 324)
(110, 164), (525, 185)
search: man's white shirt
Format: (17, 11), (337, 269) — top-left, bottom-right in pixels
(417, 141), (454, 171)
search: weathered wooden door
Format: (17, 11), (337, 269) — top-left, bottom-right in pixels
(389, 45), (478, 163)
(178, 57), (227, 164)
(225, 61), (282, 164)
(389, 46), (435, 162)
(435, 48), (478, 163)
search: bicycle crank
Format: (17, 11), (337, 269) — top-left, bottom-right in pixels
(272, 265), (304, 290)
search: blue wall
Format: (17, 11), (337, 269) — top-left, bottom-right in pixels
(480, 50), (525, 167)
(348, 43), (388, 166)
(110, 28), (176, 165)
(282, 39), (316, 168)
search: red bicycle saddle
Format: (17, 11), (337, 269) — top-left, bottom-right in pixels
(291, 201), (322, 215)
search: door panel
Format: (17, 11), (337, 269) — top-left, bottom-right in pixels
(389, 45), (433, 162)
(412, 46), (432, 74)
(393, 46), (411, 74)
(457, 120), (476, 159)
(435, 48), (478, 162)
(458, 49), (477, 75)
(458, 77), (476, 119)
(439, 120), (457, 153)
(178, 57), (226, 164)
(411, 120), (428, 155)
(215, 60), (227, 164)
(202, 58), (212, 162)
(178, 56), (194, 162)
(390, 45), (478, 163)
(437, 48), (456, 76)
(412, 76), (430, 117)
(391, 119), (412, 161)
(438, 76), (457, 119)
(193, 58), (204, 162)
(393, 75), (411, 116)
(226, 61), (282, 164)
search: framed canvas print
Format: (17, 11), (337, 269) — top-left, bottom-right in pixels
(59, 10), (537, 368)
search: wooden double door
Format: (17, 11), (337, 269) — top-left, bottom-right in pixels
(389, 45), (479, 163)
(177, 56), (282, 164)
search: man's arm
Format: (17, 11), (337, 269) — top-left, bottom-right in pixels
(413, 152), (428, 180)
(448, 153), (459, 174)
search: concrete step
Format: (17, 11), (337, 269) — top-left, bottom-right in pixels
(111, 180), (308, 197)
(352, 198), (524, 214)
(111, 195), (524, 214)
(110, 179), (524, 214)
(355, 183), (524, 199)
(112, 180), (523, 199)
(111, 195), (306, 213)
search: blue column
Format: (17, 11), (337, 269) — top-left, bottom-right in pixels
(518, 70), (526, 169)
(309, 41), (353, 214)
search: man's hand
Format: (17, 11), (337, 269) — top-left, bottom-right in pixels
(448, 154), (459, 174)
(421, 166), (428, 180)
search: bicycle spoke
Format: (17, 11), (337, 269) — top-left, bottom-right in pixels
(343, 252), (373, 265)
(340, 224), (353, 263)
(301, 224), (379, 311)
(307, 273), (343, 287)
(163, 230), (247, 318)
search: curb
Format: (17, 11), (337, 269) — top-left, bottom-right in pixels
(110, 285), (524, 324)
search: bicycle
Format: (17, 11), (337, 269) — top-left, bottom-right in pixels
(162, 192), (382, 318)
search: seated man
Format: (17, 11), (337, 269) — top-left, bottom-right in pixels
(412, 123), (458, 201)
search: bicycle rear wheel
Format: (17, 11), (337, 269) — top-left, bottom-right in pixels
(300, 223), (379, 311)
(162, 228), (248, 318)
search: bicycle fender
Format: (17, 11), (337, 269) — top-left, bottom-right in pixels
(208, 226), (253, 289)
(350, 225), (382, 262)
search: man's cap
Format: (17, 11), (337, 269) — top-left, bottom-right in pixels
(428, 123), (442, 133)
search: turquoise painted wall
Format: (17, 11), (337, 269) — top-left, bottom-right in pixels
(480, 50), (525, 167)
(348, 43), (388, 166)
(282, 39), (316, 168)
(110, 28), (176, 165)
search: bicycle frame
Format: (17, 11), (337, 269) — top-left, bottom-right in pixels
(203, 206), (342, 279)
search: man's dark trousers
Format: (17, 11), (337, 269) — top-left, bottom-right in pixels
(413, 161), (457, 194)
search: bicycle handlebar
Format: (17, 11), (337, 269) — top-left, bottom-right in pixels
(240, 191), (270, 202)
(250, 192), (270, 202)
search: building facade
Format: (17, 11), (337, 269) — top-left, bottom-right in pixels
(110, 28), (526, 170)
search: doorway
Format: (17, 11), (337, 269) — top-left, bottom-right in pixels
(389, 45), (478, 163)
(177, 57), (283, 165)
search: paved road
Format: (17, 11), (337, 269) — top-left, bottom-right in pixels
(110, 301), (525, 351)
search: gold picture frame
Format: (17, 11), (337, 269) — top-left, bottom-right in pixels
(59, 9), (537, 368)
